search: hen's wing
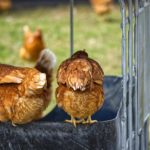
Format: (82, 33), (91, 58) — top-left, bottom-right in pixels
(66, 59), (92, 91)
(89, 59), (104, 85)
(0, 64), (25, 84)
(57, 58), (71, 85)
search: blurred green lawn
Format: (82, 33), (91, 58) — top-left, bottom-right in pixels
(0, 5), (121, 114)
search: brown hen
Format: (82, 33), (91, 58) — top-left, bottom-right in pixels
(0, 0), (11, 11)
(90, 0), (113, 15)
(56, 50), (104, 126)
(20, 26), (45, 61)
(0, 49), (56, 125)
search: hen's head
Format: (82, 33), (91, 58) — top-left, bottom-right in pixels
(23, 26), (43, 40)
(34, 29), (42, 39)
(71, 50), (88, 59)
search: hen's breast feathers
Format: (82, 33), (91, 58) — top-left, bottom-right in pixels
(57, 57), (104, 91)
(56, 83), (104, 118)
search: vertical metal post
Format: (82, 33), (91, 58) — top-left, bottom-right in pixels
(70, 0), (74, 56)
(140, 130), (145, 150)
(134, 0), (139, 150)
(120, 0), (127, 149)
(144, 120), (149, 150)
(128, 0), (133, 149)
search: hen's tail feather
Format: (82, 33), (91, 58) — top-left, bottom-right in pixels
(35, 49), (56, 110)
(35, 49), (56, 87)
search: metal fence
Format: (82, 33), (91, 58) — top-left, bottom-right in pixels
(120, 0), (150, 149)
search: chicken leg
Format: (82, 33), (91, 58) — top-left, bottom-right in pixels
(12, 122), (17, 127)
(65, 116), (83, 127)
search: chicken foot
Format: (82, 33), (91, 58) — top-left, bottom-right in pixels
(82, 116), (97, 124)
(12, 122), (17, 127)
(65, 116), (83, 127)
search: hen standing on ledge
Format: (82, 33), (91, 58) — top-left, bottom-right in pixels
(0, 49), (56, 125)
(56, 50), (104, 127)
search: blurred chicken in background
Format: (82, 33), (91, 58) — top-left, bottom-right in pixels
(90, 0), (113, 15)
(20, 26), (45, 61)
(0, 0), (11, 11)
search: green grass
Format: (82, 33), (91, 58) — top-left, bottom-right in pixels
(0, 5), (122, 114)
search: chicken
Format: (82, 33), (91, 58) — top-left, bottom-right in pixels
(56, 50), (104, 127)
(20, 26), (45, 61)
(90, 0), (112, 15)
(0, 49), (56, 125)
(0, 0), (11, 11)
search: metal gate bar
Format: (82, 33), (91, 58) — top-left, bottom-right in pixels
(70, 0), (74, 56)
(128, 0), (133, 149)
(134, 0), (139, 149)
(144, 120), (149, 150)
(120, 0), (127, 149)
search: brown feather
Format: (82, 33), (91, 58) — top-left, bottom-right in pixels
(66, 59), (92, 91)
(56, 84), (104, 119)
(57, 58), (71, 85)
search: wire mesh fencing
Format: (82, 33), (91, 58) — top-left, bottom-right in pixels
(120, 0), (150, 149)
